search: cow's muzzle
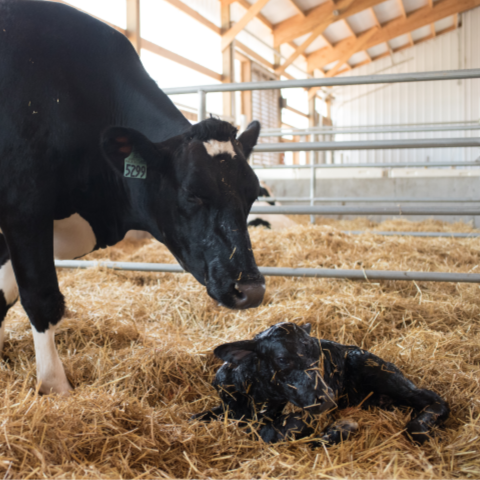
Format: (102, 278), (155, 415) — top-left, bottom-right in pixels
(232, 281), (266, 309)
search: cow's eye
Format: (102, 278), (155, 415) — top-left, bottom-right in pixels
(193, 195), (203, 204)
(185, 194), (203, 207)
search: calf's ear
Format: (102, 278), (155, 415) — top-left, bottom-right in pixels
(238, 121), (260, 159)
(214, 340), (256, 364)
(301, 323), (312, 335)
(101, 127), (166, 176)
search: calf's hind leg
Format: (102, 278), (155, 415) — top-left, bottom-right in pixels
(0, 233), (19, 353)
(1, 217), (72, 396)
(347, 350), (449, 444)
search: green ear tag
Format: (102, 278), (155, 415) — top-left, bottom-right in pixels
(124, 151), (147, 179)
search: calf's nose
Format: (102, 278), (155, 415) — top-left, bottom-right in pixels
(233, 282), (266, 309)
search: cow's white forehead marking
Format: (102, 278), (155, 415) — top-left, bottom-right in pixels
(203, 140), (236, 157)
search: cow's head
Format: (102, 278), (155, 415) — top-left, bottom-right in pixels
(214, 322), (336, 414)
(101, 118), (265, 309)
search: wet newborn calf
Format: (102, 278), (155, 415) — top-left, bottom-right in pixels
(193, 323), (449, 445)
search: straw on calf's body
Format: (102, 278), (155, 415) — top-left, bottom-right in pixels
(194, 323), (449, 445)
(0, 1), (265, 396)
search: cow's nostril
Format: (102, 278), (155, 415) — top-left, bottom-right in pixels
(232, 282), (265, 309)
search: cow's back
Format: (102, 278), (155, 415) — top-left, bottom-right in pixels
(0, 1), (189, 158)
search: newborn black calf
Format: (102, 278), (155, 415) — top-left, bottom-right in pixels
(193, 323), (449, 445)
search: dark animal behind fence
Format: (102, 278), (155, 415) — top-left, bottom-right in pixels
(193, 322), (450, 445)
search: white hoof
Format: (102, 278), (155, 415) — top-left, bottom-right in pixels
(33, 326), (73, 397)
(38, 379), (73, 396)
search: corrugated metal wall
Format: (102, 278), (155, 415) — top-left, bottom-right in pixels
(332, 7), (480, 165)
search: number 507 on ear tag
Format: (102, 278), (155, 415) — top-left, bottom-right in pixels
(124, 152), (147, 179)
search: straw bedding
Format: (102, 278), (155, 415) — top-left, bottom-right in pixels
(1, 218), (480, 479)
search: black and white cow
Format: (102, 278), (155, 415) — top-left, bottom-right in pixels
(247, 182), (297, 230)
(0, 1), (265, 395)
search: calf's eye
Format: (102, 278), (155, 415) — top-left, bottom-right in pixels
(276, 357), (291, 369)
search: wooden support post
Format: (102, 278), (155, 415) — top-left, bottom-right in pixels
(222, 2), (235, 121)
(240, 59), (252, 125)
(126, 0), (141, 55)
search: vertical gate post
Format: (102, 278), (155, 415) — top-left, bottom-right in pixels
(198, 90), (207, 121)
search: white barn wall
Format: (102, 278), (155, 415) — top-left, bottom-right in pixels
(331, 7), (480, 165)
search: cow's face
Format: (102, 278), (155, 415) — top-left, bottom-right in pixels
(101, 118), (265, 309)
(214, 323), (336, 413)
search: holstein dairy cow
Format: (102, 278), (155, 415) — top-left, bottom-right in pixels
(247, 183), (297, 230)
(0, 1), (265, 395)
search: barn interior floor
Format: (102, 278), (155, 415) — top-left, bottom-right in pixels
(1, 218), (479, 479)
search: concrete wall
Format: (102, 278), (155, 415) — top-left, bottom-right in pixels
(256, 167), (480, 227)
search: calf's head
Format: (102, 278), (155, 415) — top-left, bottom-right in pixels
(215, 322), (336, 413)
(101, 118), (264, 309)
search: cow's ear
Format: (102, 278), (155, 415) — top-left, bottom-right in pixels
(214, 340), (256, 364)
(101, 127), (164, 176)
(238, 121), (260, 159)
(301, 323), (312, 335)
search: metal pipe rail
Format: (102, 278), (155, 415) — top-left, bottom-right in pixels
(253, 137), (480, 153)
(249, 206), (480, 215)
(257, 197), (480, 203)
(164, 69), (480, 121)
(163, 69), (480, 95)
(344, 231), (480, 238)
(54, 260), (480, 283)
(260, 124), (480, 137)
(252, 161), (479, 169)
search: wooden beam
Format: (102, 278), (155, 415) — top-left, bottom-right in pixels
(285, 105), (309, 118)
(286, 0), (305, 17)
(397, 0), (407, 18)
(126, 0), (141, 54)
(50, 0), (223, 81)
(273, 0), (386, 47)
(308, 26), (378, 98)
(163, 0), (221, 34)
(236, 40), (273, 71)
(221, 0), (272, 51)
(240, 59), (252, 123)
(222, 2), (234, 119)
(430, 23), (436, 36)
(236, 0), (273, 30)
(307, 0), (480, 73)
(343, 19), (357, 38)
(274, 15), (335, 75)
(142, 39), (222, 80)
(370, 7), (381, 27)
(274, 0), (379, 76)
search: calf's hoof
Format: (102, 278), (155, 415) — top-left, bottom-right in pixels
(318, 419), (359, 446)
(405, 419), (432, 445)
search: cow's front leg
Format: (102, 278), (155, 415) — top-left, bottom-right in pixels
(1, 220), (72, 396)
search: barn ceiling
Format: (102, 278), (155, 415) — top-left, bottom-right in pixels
(227, 0), (480, 77)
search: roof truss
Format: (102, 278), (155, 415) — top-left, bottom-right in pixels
(273, 0), (386, 47)
(307, 0), (480, 74)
